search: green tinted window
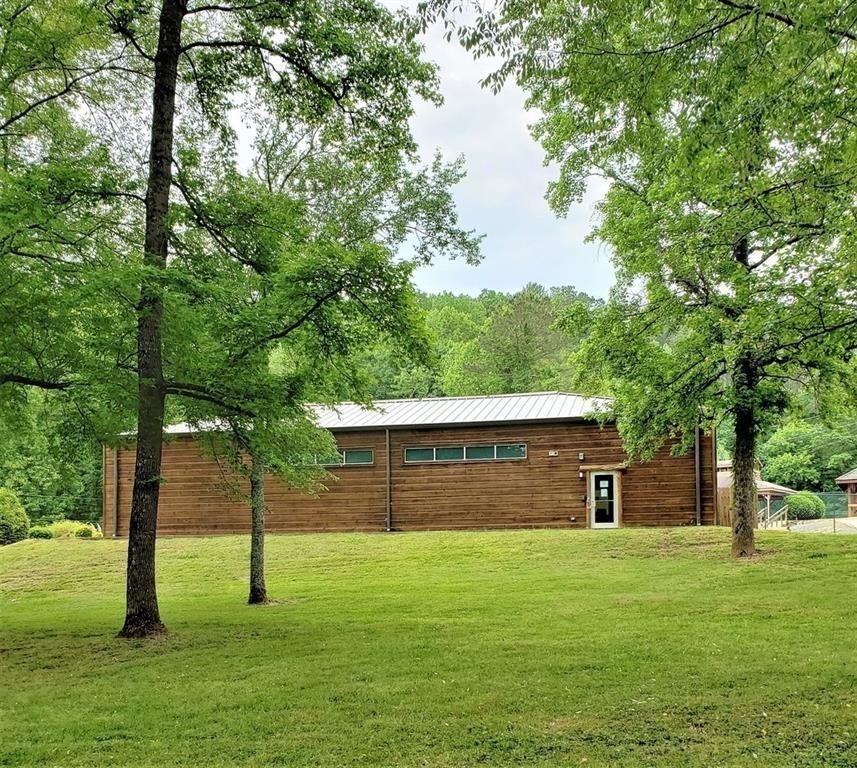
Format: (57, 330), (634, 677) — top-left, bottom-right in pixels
(343, 449), (373, 465)
(405, 447), (434, 463)
(495, 444), (526, 459)
(318, 451), (345, 466)
(465, 445), (495, 460)
(404, 444), (528, 463)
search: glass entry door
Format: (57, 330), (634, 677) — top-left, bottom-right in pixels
(590, 472), (619, 528)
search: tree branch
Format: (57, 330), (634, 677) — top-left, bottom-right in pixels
(171, 170), (269, 274)
(164, 380), (256, 416)
(714, 0), (857, 42)
(229, 281), (348, 364)
(0, 373), (72, 390)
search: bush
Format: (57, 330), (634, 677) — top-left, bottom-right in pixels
(787, 491), (826, 520)
(44, 519), (103, 539)
(28, 526), (54, 539)
(0, 488), (30, 545)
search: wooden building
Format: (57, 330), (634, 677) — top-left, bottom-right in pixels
(102, 392), (717, 536)
(835, 467), (857, 517)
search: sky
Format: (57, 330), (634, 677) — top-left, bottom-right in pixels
(404, 12), (615, 299)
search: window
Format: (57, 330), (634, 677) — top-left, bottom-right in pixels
(319, 449), (374, 466)
(496, 444), (526, 459)
(404, 443), (527, 464)
(343, 449), (374, 465)
(404, 447), (434, 463)
(435, 446), (464, 461)
(465, 445), (494, 460)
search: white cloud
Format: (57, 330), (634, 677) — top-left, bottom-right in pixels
(406, 10), (615, 298)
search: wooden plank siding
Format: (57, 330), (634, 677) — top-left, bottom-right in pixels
(103, 422), (716, 536)
(388, 424), (714, 530)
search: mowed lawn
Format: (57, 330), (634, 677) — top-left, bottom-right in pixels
(1, 529), (855, 767)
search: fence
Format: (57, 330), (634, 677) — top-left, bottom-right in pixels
(758, 492), (856, 534)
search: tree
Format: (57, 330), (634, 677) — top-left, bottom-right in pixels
(424, 0), (857, 556)
(210, 416), (338, 607)
(354, 286), (598, 399)
(0, 2), (138, 521)
(442, 284), (593, 395)
(167, 87), (478, 605)
(1, 0), (478, 636)
(759, 419), (857, 492)
(0, 391), (103, 524)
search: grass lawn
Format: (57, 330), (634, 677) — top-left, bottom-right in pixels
(1, 528), (855, 767)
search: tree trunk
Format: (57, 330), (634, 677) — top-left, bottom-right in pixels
(731, 354), (758, 558)
(730, 235), (757, 558)
(248, 451), (268, 605)
(119, 0), (185, 639)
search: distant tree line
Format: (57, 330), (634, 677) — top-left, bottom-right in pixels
(357, 283), (600, 399)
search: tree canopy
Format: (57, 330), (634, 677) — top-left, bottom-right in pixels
(0, 0), (480, 635)
(423, 0), (857, 556)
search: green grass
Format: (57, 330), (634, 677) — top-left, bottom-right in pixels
(1, 528), (855, 767)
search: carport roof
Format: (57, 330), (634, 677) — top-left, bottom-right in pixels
(836, 467), (857, 485)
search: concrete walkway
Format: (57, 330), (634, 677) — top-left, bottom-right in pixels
(789, 517), (857, 534)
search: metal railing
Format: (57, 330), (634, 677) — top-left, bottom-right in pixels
(758, 504), (789, 529)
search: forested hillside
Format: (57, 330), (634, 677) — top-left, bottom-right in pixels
(355, 283), (599, 398)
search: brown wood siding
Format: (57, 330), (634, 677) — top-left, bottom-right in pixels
(102, 446), (119, 537)
(106, 431), (388, 536)
(103, 422), (715, 536)
(388, 424), (714, 530)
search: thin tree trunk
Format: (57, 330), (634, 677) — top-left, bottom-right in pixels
(248, 450), (268, 605)
(731, 353), (758, 557)
(730, 235), (757, 558)
(119, 0), (185, 638)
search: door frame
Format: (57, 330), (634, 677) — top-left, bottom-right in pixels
(588, 470), (622, 529)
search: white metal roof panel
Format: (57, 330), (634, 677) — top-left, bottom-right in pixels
(312, 391), (611, 431)
(157, 392), (611, 436)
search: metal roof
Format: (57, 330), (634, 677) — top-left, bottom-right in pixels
(156, 392), (611, 436)
(312, 391), (611, 430)
(836, 467), (857, 484)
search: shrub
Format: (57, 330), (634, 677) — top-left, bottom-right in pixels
(45, 519), (103, 539)
(0, 488), (30, 545)
(28, 526), (54, 539)
(787, 491), (826, 520)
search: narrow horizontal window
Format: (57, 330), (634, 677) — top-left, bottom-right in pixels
(465, 445), (495, 460)
(496, 444), (527, 459)
(315, 448), (374, 466)
(343, 449), (374, 465)
(405, 447), (435, 463)
(404, 443), (527, 464)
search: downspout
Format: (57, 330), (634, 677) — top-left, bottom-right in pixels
(385, 428), (392, 532)
(694, 427), (702, 526)
(113, 446), (120, 537)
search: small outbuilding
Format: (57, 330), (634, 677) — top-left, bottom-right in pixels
(835, 467), (857, 517)
(715, 460), (798, 525)
(103, 392), (717, 536)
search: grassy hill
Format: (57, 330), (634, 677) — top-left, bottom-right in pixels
(1, 528), (855, 767)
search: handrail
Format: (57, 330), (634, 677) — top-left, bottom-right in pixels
(758, 503), (789, 529)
